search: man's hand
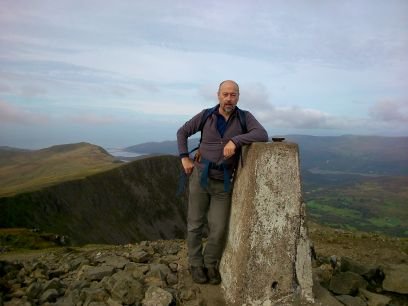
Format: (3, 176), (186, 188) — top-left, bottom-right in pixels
(223, 140), (237, 159)
(181, 157), (195, 174)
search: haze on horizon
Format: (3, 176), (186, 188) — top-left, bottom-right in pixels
(1, 0), (407, 149)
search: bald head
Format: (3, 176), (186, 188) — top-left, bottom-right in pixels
(218, 80), (239, 94)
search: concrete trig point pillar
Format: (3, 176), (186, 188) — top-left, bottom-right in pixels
(220, 142), (314, 305)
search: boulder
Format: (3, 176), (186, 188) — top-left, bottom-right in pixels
(329, 271), (368, 295)
(382, 264), (408, 294)
(80, 287), (109, 305)
(43, 277), (64, 292)
(313, 264), (334, 288)
(336, 294), (367, 306)
(130, 249), (152, 263)
(110, 275), (143, 305)
(313, 282), (343, 306)
(40, 288), (59, 303)
(98, 255), (129, 269)
(341, 257), (375, 276)
(84, 265), (115, 281)
(142, 286), (173, 306)
(359, 288), (391, 306)
(26, 281), (43, 300)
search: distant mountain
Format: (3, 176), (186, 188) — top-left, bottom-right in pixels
(0, 155), (186, 245)
(125, 135), (408, 176)
(0, 142), (122, 197)
(285, 135), (408, 176)
(0, 146), (31, 152)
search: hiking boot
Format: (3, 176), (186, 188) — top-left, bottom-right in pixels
(207, 266), (221, 285)
(191, 266), (208, 284)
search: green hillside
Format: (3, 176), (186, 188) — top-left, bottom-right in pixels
(303, 173), (408, 237)
(0, 142), (121, 197)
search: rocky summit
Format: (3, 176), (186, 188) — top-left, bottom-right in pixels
(0, 236), (407, 306)
(0, 240), (226, 306)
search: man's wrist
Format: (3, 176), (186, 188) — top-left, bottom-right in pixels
(179, 153), (189, 159)
(230, 138), (239, 148)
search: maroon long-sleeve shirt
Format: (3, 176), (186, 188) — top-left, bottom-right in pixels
(177, 106), (268, 180)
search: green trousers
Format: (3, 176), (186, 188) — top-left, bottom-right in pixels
(187, 167), (232, 267)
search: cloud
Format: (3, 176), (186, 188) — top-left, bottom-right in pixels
(68, 114), (117, 125)
(198, 81), (408, 134)
(252, 105), (343, 130)
(21, 85), (47, 97)
(0, 83), (12, 93)
(369, 100), (408, 124)
(0, 99), (121, 128)
(236, 83), (335, 129)
(0, 100), (49, 124)
(197, 81), (338, 129)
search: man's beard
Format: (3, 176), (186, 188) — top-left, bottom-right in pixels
(223, 105), (235, 113)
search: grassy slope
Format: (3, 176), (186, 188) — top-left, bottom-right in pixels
(0, 155), (187, 245)
(0, 142), (121, 197)
(0, 228), (62, 250)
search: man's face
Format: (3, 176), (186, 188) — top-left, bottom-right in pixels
(218, 82), (239, 114)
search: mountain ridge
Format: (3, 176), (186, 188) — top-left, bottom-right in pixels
(0, 142), (122, 197)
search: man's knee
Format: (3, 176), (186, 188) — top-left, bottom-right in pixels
(207, 222), (227, 241)
(187, 221), (205, 234)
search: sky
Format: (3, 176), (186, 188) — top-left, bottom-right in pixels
(1, 0), (407, 149)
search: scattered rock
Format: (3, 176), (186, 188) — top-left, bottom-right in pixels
(0, 239), (406, 306)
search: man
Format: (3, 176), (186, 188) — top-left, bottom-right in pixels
(177, 80), (268, 284)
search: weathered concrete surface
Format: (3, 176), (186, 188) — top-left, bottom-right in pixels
(220, 142), (313, 305)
